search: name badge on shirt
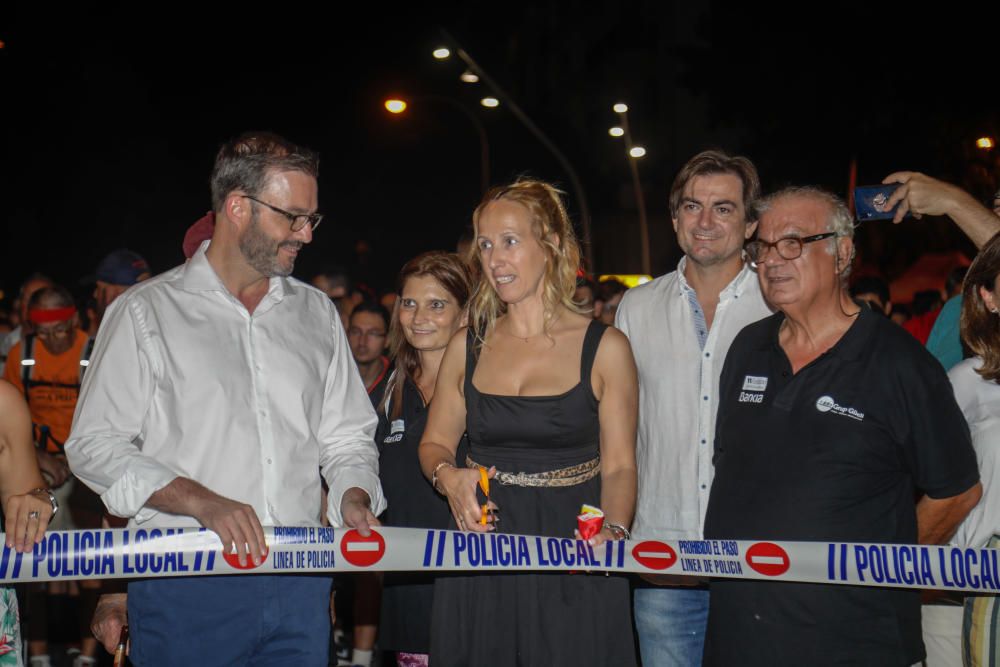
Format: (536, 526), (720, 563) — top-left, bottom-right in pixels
(742, 375), (768, 392)
(383, 419), (405, 445)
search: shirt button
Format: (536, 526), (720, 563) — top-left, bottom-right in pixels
(701, 439), (706, 444)
(266, 458), (272, 465)
(753, 613), (761, 621)
(701, 484), (707, 489)
(704, 352), (710, 358)
(703, 396), (709, 401)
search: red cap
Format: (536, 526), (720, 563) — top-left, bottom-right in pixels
(183, 211), (216, 259)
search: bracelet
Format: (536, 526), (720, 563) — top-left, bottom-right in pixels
(604, 522), (631, 540)
(431, 462), (456, 494)
(29, 487), (59, 518)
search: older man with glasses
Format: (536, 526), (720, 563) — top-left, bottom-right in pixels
(702, 186), (983, 666)
(66, 131), (384, 666)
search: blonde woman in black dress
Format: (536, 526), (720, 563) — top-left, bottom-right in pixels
(419, 180), (639, 666)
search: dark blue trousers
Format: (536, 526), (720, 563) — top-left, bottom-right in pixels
(128, 575), (331, 666)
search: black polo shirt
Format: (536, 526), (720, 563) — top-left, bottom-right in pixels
(703, 307), (979, 666)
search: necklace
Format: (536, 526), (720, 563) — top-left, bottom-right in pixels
(503, 312), (559, 342)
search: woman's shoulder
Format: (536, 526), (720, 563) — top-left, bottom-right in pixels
(554, 308), (596, 334)
(592, 324), (632, 362)
(0, 379), (27, 413)
(0, 379), (30, 438)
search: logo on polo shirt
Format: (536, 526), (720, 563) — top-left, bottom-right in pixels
(815, 395), (864, 421)
(738, 375), (767, 404)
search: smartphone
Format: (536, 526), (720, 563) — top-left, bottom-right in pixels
(855, 184), (902, 221)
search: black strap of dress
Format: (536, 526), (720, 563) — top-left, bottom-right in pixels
(580, 320), (608, 405)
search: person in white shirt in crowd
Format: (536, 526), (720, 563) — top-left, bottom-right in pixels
(66, 131), (384, 666)
(936, 232), (1000, 666)
(615, 149), (771, 666)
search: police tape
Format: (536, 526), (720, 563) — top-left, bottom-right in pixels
(3, 526), (1000, 594)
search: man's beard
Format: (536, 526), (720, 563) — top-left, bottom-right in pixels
(239, 214), (302, 278)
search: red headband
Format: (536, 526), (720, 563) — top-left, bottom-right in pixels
(29, 306), (76, 323)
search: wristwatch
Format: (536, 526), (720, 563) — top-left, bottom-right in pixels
(30, 487), (59, 518)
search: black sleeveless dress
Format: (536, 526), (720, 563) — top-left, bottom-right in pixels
(430, 320), (637, 666)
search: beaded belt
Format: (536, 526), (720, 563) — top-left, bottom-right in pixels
(465, 455), (600, 487)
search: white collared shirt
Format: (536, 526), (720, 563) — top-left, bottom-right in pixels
(951, 357), (1000, 549)
(66, 241), (385, 530)
(616, 257), (771, 540)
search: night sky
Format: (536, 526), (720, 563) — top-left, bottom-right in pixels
(2, 3), (997, 307)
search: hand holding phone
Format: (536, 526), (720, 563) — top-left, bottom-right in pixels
(855, 184), (902, 221)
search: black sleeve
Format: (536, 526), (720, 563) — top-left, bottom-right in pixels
(893, 349), (979, 499)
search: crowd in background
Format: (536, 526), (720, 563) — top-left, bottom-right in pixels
(3, 133), (1000, 667)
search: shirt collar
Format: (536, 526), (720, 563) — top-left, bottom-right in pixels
(181, 240), (295, 299)
(760, 303), (875, 362)
(676, 255), (757, 299)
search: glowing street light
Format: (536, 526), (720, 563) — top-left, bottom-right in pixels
(384, 99), (407, 114)
(382, 94), (491, 194)
(431, 28), (594, 270)
(629, 146), (647, 158)
(609, 126), (625, 138)
(613, 103), (628, 113)
(460, 70), (479, 83)
(976, 137), (995, 150)
(432, 47), (451, 60)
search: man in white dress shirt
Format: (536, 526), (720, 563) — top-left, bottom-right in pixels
(615, 150), (772, 666)
(66, 132), (385, 666)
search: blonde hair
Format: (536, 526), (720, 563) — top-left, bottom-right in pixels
(468, 179), (585, 349)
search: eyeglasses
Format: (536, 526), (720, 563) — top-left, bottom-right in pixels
(745, 231), (837, 266)
(241, 195), (323, 232)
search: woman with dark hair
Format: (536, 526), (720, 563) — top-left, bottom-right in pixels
(376, 251), (473, 667)
(944, 232), (1000, 665)
(419, 180), (638, 666)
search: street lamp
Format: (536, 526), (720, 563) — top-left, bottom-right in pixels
(382, 95), (490, 194)
(611, 103), (651, 275)
(480, 97), (499, 108)
(977, 137), (995, 150)
(435, 28), (594, 271)
(432, 47), (450, 60)
(460, 70), (479, 83)
(384, 99), (407, 114)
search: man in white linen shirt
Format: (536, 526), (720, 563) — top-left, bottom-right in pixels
(66, 131), (385, 666)
(615, 150), (772, 666)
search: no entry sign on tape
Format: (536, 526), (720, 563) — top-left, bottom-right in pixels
(3, 526), (1000, 594)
